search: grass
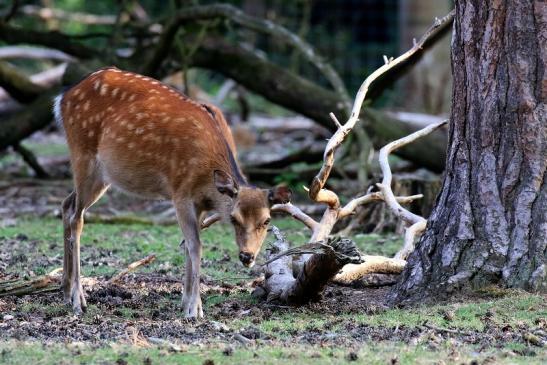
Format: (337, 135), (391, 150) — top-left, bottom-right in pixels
(0, 216), (403, 281)
(0, 340), (543, 365)
(1, 217), (545, 365)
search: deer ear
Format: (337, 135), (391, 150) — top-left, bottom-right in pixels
(214, 170), (238, 198)
(268, 186), (292, 205)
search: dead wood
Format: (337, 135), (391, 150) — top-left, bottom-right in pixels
(0, 14), (449, 169)
(257, 13), (452, 296)
(262, 227), (362, 304)
(0, 271), (60, 297)
(83, 213), (175, 226)
(0, 87), (60, 150)
(144, 3), (348, 102)
(348, 273), (400, 288)
(20, 5), (118, 25)
(109, 255), (156, 284)
(0, 46), (75, 62)
(0, 60), (47, 103)
(0, 253), (156, 297)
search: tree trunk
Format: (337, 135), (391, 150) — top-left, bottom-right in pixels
(390, 1), (546, 305)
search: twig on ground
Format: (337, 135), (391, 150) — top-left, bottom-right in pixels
(109, 255), (156, 284)
(422, 323), (474, 336)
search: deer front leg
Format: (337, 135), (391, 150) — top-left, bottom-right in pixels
(68, 204), (87, 315)
(176, 203), (203, 318)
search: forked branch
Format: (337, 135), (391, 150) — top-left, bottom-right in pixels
(308, 10), (454, 205)
(376, 120), (447, 259)
(376, 120), (447, 225)
(261, 12), (453, 294)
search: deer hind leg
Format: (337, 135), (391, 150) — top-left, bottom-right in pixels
(175, 201), (203, 318)
(63, 156), (109, 314)
(61, 191), (76, 304)
(180, 242), (192, 311)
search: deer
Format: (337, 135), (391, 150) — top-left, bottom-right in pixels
(53, 66), (291, 318)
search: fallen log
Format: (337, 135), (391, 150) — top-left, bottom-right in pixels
(0, 60), (47, 103)
(0, 270), (60, 297)
(0, 254), (156, 297)
(0, 88), (60, 150)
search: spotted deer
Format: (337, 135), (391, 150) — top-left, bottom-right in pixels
(53, 67), (291, 318)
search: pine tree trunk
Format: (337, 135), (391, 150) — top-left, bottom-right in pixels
(390, 0), (546, 305)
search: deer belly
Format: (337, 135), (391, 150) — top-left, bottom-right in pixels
(97, 150), (171, 199)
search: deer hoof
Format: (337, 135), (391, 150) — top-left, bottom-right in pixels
(183, 296), (203, 318)
(70, 285), (87, 315)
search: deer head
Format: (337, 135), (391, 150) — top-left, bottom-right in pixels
(214, 170), (291, 267)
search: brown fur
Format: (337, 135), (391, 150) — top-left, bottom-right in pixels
(57, 67), (290, 318)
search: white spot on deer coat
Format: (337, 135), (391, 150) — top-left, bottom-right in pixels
(100, 84), (109, 96)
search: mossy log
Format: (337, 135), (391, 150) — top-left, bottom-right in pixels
(0, 61), (47, 103)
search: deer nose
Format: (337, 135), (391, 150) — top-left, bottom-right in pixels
(239, 251), (253, 265)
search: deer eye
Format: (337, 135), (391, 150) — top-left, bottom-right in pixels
(263, 218), (271, 226)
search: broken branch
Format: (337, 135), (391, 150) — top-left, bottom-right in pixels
(12, 143), (50, 179)
(338, 192), (423, 219)
(308, 10), (454, 204)
(109, 255), (156, 284)
(263, 227), (362, 304)
(201, 213), (221, 229)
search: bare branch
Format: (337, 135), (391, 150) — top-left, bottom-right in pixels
(109, 255), (156, 284)
(0, 23), (98, 59)
(2, 0), (20, 23)
(0, 87), (59, 150)
(12, 143), (50, 179)
(395, 220), (426, 260)
(271, 203), (319, 231)
(144, 3), (348, 102)
(308, 9), (455, 205)
(0, 46), (75, 62)
(333, 257), (406, 285)
(376, 120), (447, 225)
(338, 192), (423, 219)
(329, 112), (342, 129)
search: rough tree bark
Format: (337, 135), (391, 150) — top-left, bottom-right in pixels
(390, 0), (546, 305)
